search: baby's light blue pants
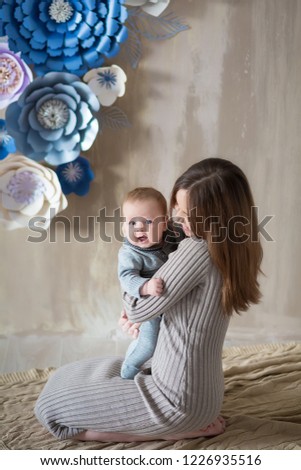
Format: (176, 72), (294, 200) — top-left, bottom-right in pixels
(120, 316), (161, 379)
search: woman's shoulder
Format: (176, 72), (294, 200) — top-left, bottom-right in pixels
(177, 237), (211, 264)
(179, 236), (208, 251)
(165, 237), (212, 282)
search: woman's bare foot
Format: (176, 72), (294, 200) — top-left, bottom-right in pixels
(75, 416), (226, 442)
(164, 416), (226, 440)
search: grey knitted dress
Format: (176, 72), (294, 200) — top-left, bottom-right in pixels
(35, 238), (230, 439)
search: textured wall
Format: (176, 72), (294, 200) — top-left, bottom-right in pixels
(1, 0), (300, 341)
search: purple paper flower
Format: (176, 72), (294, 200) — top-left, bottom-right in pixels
(0, 0), (128, 77)
(0, 42), (33, 109)
(0, 119), (16, 159)
(56, 156), (94, 195)
(5, 71), (100, 166)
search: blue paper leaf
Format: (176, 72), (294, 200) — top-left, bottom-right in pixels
(98, 107), (131, 133)
(127, 7), (139, 18)
(119, 26), (142, 69)
(128, 10), (189, 41)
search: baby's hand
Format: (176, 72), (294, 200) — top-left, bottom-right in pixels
(142, 278), (164, 297)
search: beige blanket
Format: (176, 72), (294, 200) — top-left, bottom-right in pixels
(1, 342), (301, 450)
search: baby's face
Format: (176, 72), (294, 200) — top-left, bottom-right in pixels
(123, 199), (167, 248)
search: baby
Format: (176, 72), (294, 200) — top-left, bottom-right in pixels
(119, 187), (183, 379)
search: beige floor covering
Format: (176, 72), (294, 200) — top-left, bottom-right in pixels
(1, 342), (301, 450)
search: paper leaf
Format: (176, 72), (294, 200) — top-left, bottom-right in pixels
(98, 107), (131, 132)
(119, 25), (142, 69)
(128, 10), (190, 41)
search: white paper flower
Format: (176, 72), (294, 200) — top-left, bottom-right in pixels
(83, 65), (127, 107)
(124, 0), (170, 17)
(0, 154), (67, 230)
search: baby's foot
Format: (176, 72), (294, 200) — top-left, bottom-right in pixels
(120, 363), (140, 380)
(164, 416), (226, 440)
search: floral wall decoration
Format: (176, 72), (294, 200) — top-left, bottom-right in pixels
(0, 41), (33, 109)
(5, 71), (100, 165)
(0, 119), (16, 159)
(0, 153), (67, 230)
(0, 0), (188, 230)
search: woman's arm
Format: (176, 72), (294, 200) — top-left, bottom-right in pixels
(123, 238), (210, 323)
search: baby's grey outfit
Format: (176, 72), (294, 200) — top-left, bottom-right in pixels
(118, 237), (177, 379)
(35, 238), (230, 439)
(118, 238), (174, 298)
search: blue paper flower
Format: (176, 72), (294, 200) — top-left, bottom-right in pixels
(0, 119), (16, 160)
(5, 71), (100, 165)
(56, 156), (94, 195)
(0, 0), (128, 77)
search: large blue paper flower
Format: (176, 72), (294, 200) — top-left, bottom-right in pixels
(5, 71), (100, 165)
(0, 0), (128, 77)
(56, 155), (94, 195)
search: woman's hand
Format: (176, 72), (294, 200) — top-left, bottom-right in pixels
(118, 309), (140, 339)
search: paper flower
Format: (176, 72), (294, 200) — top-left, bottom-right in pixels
(0, 154), (67, 230)
(5, 71), (100, 166)
(56, 156), (94, 195)
(124, 0), (170, 17)
(83, 64), (127, 106)
(0, 119), (16, 160)
(0, 0), (128, 77)
(0, 42), (33, 109)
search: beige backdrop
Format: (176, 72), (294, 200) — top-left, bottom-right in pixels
(1, 0), (300, 343)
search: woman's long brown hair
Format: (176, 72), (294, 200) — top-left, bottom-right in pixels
(170, 158), (263, 315)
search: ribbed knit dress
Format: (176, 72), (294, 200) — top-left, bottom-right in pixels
(35, 237), (230, 440)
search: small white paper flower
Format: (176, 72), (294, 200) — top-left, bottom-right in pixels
(83, 65), (127, 107)
(124, 0), (170, 17)
(0, 154), (67, 230)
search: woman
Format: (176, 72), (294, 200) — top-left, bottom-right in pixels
(35, 158), (263, 442)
